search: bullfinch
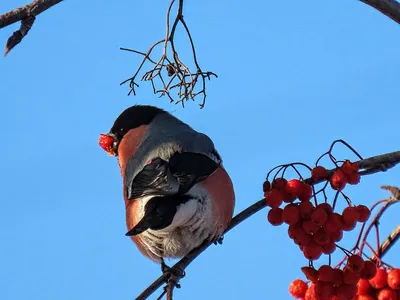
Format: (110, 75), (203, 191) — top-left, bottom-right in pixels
(98, 105), (235, 270)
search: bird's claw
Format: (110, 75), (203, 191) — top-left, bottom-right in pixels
(161, 259), (185, 289)
(213, 235), (224, 245)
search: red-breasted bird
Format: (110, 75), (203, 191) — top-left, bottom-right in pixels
(99, 105), (235, 271)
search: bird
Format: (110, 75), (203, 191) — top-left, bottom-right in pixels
(98, 104), (235, 272)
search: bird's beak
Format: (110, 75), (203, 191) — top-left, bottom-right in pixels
(125, 219), (150, 236)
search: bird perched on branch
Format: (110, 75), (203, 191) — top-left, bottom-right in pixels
(98, 105), (235, 272)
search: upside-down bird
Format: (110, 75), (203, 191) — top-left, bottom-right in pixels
(98, 105), (235, 271)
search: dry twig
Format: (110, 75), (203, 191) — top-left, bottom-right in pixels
(120, 0), (217, 108)
(333, 185), (400, 271)
(0, 0), (63, 56)
(136, 149), (400, 300)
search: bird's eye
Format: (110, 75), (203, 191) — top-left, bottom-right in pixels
(99, 134), (117, 156)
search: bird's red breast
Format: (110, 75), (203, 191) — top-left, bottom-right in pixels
(116, 126), (155, 258)
(200, 166), (235, 232)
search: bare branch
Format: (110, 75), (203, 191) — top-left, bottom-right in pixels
(360, 0), (400, 24)
(0, 0), (63, 56)
(135, 149), (400, 300)
(374, 225), (400, 259)
(120, 0), (217, 108)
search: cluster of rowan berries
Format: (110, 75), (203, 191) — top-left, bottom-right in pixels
(289, 261), (400, 299)
(263, 161), (370, 261)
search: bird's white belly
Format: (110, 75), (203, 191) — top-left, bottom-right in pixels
(138, 185), (224, 261)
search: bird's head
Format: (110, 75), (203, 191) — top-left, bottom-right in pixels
(98, 105), (167, 157)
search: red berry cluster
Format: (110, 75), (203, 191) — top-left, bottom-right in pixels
(289, 265), (400, 300)
(262, 161), (388, 299)
(357, 267), (400, 300)
(264, 169), (370, 261)
(328, 160), (360, 190)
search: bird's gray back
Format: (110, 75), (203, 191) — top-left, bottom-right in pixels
(124, 112), (219, 188)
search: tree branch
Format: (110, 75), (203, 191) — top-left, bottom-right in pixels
(372, 225), (400, 260)
(0, 0), (63, 56)
(135, 149), (400, 300)
(360, 0), (400, 24)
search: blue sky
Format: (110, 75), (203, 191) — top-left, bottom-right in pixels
(1, 0), (399, 299)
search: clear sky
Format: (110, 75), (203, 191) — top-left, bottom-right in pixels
(1, 1), (399, 299)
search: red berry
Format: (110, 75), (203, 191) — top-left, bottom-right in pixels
(318, 265), (334, 283)
(324, 216), (340, 234)
(369, 268), (388, 289)
(356, 205), (371, 223)
(314, 228), (331, 246)
(305, 283), (316, 299)
(283, 204), (301, 225)
(293, 227), (313, 246)
(357, 279), (372, 296)
(286, 179), (303, 198)
(271, 178), (288, 191)
(377, 287), (398, 300)
(267, 207), (284, 226)
(341, 160), (359, 174)
(388, 268), (400, 290)
(342, 206), (360, 226)
(299, 200), (315, 219)
(311, 207), (329, 226)
(288, 222), (302, 239)
(317, 203), (333, 215)
(331, 213), (345, 230)
(322, 241), (336, 254)
(343, 268), (361, 285)
(302, 266), (319, 283)
(330, 229), (343, 242)
(347, 172), (361, 185)
(341, 218), (357, 232)
(361, 261), (377, 280)
(289, 279), (308, 298)
(315, 281), (334, 298)
(302, 243), (323, 260)
(262, 180), (271, 192)
(330, 169), (348, 191)
(347, 254), (365, 272)
(299, 183), (313, 202)
(332, 269), (344, 287)
(265, 189), (283, 208)
(99, 133), (115, 153)
(312, 166), (329, 182)
(336, 283), (357, 299)
(272, 178), (297, 203)
(302, 219), (321, 234)
(357, 296), (376, 300)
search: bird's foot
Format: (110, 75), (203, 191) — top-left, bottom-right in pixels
(213, 235), (224, 245)
(161, 259), (185, 289)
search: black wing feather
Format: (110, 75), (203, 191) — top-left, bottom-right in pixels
(126, 152), (220, 200)
(127, 158), (177, 200)
(169, 152), (219, 194)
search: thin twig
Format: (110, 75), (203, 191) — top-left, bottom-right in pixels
(0, 0), (63, 56)
(135, 149), (400, 300)
(120, 0), (217, 108)
(334, 186), (400, 269)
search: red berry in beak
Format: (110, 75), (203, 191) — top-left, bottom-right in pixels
(99, 133), (116, 155)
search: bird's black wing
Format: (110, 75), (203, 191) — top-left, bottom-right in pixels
(168, 152), (220, 194)
(127, 158), (177, 200)
(126, 152), (220, 200)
